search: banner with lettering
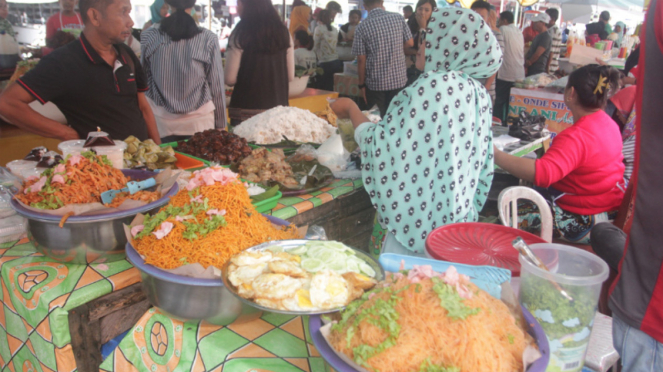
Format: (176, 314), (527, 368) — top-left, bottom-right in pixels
(508, 88), (574, 137)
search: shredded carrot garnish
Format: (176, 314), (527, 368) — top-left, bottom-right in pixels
(59, 212), (74, 228)
(133, 180), (299, 270)
(15, 154), (159, 209)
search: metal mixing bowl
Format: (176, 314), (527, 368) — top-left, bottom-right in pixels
(126, 214), (291, 325)
(11, 169), (178, 264)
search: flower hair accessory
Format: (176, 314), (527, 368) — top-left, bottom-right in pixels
(594, 75), (608, 94)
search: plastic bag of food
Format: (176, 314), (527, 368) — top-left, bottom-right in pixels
(305, 225), (328, 241)
(316, 133), (350, 172)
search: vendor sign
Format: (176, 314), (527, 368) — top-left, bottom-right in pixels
(508, 88), (573, 136)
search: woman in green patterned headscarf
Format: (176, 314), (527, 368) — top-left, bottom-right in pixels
(331, 8), (502, 256)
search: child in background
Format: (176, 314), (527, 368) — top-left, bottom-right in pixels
(294, 30), (316, 70)
(339, 9), (361, 42)
(45, 0), (84, 42)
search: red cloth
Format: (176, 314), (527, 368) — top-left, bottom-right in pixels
(534, 110), (625, 215)
(610, 0), (663, 343)
(45, 12), (84, 40)
(611, 85), (637, 113)
(523, 26), (539, 44)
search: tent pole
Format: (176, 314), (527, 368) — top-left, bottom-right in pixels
(208, 0), (212, 30)
(283, 0), (286, 22)
(514, 2), (520, 27)
(500, 0), (505, 13)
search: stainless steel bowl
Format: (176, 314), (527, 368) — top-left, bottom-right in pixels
(10, 169), (178, 264)
(126, 214), (291, 325)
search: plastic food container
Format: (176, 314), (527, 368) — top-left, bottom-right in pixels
(519, 243), (609, 372)
(6, 160), (39, 179)
(0, 214), (27, 244)
(58, 140), (127, 169)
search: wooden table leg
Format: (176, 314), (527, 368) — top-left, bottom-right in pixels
(68, 283), (150, 372)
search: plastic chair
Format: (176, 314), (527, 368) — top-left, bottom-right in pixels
(498, 186), (553, 243)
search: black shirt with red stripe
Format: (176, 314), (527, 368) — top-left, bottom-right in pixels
(18, 32), (149, 140)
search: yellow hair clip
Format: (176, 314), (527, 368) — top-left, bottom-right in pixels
(594, 75), (608, 95)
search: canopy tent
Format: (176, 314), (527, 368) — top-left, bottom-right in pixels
(544, 0), (645, 26)
(6, 0), (57, 3)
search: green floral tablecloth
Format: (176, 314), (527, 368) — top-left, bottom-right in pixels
(269, 179), (363, 220)
(0, 238), (141, 372)
(100, 309), (333, 372)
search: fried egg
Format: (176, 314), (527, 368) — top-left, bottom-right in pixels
(231, 251), (273, 266)
(282, 289), (314, 311)
(268, 260), (309, 278)
(228, 262), (268, 288)
(310, 270), (350, 309)
(252, 273), (303, 300)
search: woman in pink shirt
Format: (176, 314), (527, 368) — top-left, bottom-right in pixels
(494, 65), (625, 244)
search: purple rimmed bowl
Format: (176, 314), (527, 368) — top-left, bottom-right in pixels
(309, 305), (550, 372)
(10, 169), (178, 264)
(126, 214), (291, 325)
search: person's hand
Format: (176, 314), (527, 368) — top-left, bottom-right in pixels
(415, 12), (428, 29)
(361, 87), (367, 105)
(330, 98), (357, 119)
(60, 126), (80, 141)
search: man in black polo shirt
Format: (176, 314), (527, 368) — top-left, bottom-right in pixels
(0, 0), (160, 143)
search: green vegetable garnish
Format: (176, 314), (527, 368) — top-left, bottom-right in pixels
(431, 277), (480, 321)
(418, 358), (460, 372)
(520, 274), (596, 348)
(507, 334), (515, 345)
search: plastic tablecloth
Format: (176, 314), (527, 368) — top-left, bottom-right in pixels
(100, 309), (333, 372)
(269, 179), (364, 221)
(0, 238), (140, 372)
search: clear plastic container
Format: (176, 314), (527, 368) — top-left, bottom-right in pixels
(0, 214), (27, 243)
(519, 243), (609, 372)
(58, 139), (127, 169)
(6, 159), (38, 178)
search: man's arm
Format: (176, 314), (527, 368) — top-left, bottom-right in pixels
(484, 73), (496, 91)
(525, 46), (547, 67)
(0, 83), (79, 140)
(137, 92), (161, 144)
(357, 54), (367, 104)
(404, 38), (414, 50)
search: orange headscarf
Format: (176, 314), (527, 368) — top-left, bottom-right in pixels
(289, 5), (311, 36)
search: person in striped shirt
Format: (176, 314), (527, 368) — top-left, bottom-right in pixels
(545, 8), (562, 74)
(141, 0), (226, 142)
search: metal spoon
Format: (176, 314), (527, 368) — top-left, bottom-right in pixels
(512, 237), (574, 302)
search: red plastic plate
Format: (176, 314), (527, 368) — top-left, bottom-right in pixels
(425, 222), (547, 276)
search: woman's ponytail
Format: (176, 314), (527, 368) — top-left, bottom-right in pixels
(160, 0), (201, 41)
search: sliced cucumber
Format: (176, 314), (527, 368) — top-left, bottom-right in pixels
(287, 245), (308, 255)
(358, 261), (376, 278)
(301, 258), (325, 273)
(346, 259), (360, 273)
(327, 259), (347, 273)
(265, 245), (283, 253)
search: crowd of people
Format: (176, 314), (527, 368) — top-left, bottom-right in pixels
(0, 0), (661, 368)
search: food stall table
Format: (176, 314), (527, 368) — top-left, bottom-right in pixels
(289, 89), (339, 113)
(99, 310), (332, 372)
(508, 87), (573, 136)
(492, 126), (551, 160)
(0, 238), (145, 372)
(0, 178), (371, 372)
